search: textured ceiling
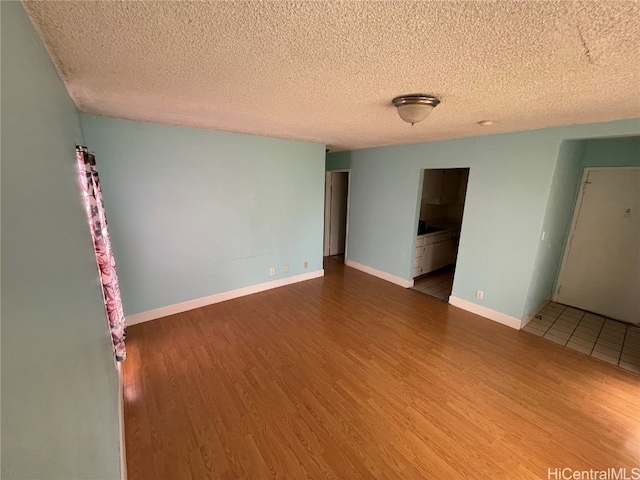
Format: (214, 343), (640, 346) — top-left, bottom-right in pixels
(23, 1), (640, 151)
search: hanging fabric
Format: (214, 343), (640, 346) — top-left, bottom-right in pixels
(76, 146), (127, 361)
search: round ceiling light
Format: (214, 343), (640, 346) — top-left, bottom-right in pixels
(478, 120), (495, 126)
(392, 94), (440, 125)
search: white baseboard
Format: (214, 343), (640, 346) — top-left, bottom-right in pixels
(117, 362), (127, 480)
(521, 297), (551, 329)
(449, 296), (522, 330)
(344, 259), (414, 288)
(126, 269), (324, 325)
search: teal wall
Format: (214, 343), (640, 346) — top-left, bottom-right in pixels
(81, 116), (325, 316)
(523, 140), (587, 318)
(583, 136), (640, 167)
(524, 135), (640, 318)
(326, 151), (352, 171)
(1, 3), (121, 479)
(340, 119), (640, 320)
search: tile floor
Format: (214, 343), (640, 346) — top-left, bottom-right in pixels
(524, 302), (640, 374)
(411, 266), (454, 302)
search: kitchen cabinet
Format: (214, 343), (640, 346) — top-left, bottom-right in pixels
(413, 236), (427, 277)
(441, 170), (461, 204)
(413, 230), (459, 277)
(423, 237), (457, 273)
(422, 169), (466, 205)
(456, 169), (469, 204)
(422, 170), (442, 202)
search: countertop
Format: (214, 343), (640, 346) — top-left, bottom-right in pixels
(418, 219), (461, 238)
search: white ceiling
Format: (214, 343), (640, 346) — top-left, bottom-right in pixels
(23, 1), (640, 151)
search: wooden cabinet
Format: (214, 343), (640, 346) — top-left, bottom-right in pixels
(422, 170), (444, 203)
(423, 238), (457, 273)
(413, 231), (459, 278)
(413, 236), (427, 277)
(456, 169), (469, 204)
(422, 169), (466, 205)
(440, 170), (461, 204)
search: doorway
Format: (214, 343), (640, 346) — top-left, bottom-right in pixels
(555, 167), (640, 324)
(411, 168), (469, 302)
(324, 170), (350, 260)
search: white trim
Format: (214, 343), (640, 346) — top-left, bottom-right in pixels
(409, 169), (426, 277)
(344, 170), (351, 261)
(344, 259), (414, 288)
(521, 297), (550, 329)
(126, 270), (324, 325)
(117, 362), (127, 480)
(323, 172), (331, 256)
(553, 167), (590, 302)
(449, 296), (522, 330)
(324, 169), (351, 259)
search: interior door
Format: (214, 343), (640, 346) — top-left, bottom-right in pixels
(556, 168), (640, 324)
(329, 172), (348, 255)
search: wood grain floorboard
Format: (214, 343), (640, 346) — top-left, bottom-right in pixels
(124, 258), (640, 479)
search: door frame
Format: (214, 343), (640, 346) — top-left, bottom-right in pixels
(553, 166), (640, 303)
(324, 169), (351, 259)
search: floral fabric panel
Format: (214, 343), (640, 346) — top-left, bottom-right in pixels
(76, 146), (126, 361)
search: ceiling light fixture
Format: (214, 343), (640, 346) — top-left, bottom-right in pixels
(478, 120), (494, 126)
(392, 94), (440, 126)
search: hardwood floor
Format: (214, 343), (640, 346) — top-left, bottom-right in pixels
(123, 258), (640, 479)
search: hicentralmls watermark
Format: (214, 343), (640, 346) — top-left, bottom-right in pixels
(548, 468), (640, 480)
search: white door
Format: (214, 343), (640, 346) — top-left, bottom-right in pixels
(556, 168), (640, 324)
(323, 171), (349, 256)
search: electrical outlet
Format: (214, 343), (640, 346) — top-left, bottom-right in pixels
(476, 290), (484, 299)
(304, 261), (308, 269)
(269, 267), (275, 276)
(283, 265), (289, 273)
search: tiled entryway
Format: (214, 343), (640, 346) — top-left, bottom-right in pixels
(524, 302), (640, 374)
(411, 266), (454, 302)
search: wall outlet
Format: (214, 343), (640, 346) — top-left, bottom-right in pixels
(476, 290), (484, 299)
(269, 267), (275, 276)
(283, 265), (289, 273)
(304, 261), (308, 269)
